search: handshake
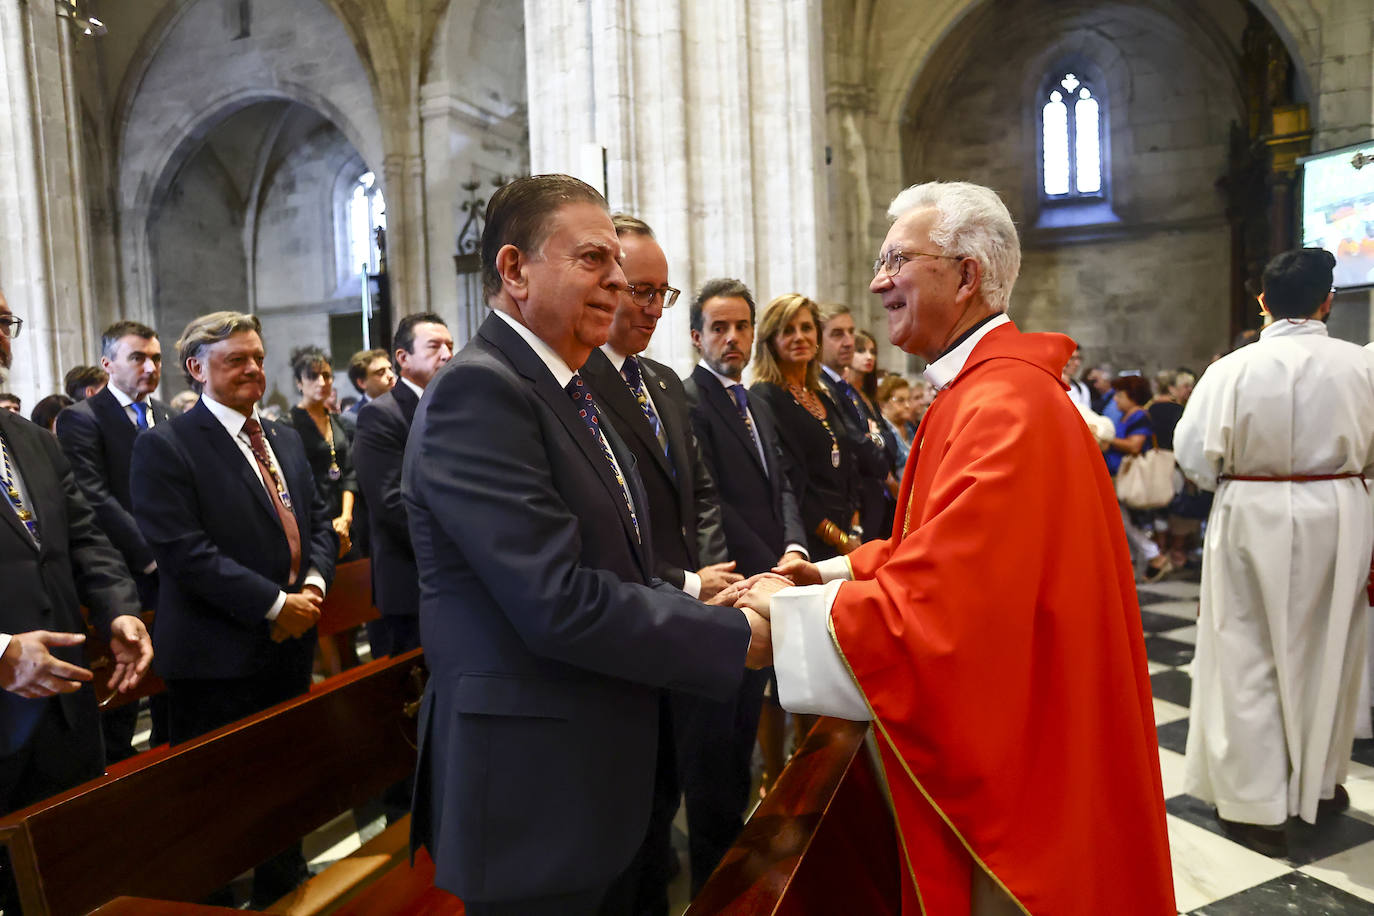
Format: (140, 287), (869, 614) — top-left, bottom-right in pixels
(707, 557), (822, 670)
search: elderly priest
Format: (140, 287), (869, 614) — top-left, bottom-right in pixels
(739, 181), (1175, 915)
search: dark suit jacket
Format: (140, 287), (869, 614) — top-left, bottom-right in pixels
(55, 387), (172, 578)
(581, 349), (727, 588)
(821, 369), (892, 537)
(0, 411), (139, 757)
(405, 313), (750, 903)
(684, 366), (806, 577)
(130, 400), (336, 680)
(352, 382), (419, 618)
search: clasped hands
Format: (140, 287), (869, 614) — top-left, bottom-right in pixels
(0, 614), (153, 700)
(707, 555), (823, 670)
(271, 585), (324, 642)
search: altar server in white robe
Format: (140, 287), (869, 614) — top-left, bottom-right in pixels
(1176, 247), (1374, 855)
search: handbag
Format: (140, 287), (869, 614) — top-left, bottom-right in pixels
(1115, 434), (1175, 509)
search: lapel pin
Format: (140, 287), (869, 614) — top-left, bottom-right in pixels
(657, 379), (667, 389)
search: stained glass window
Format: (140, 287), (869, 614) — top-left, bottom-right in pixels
(1041, 73), (1104, 199)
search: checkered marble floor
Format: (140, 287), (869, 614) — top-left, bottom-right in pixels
(1140, 576), (1374, 914)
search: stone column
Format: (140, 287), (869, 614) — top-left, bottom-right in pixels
(0, 0), (97, 405)
(524, 0), (831, 377)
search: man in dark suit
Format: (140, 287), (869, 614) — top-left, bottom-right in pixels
(818, 304), (891, 538)
(337, 347), (394, 438)
(406, 175), (768, 916)
(680, 277), (811, 891)
(353, 314), (452, 656)
(580, 215), (740, 912)
(0, 290), (152, 818)
(131, 311), (336, 906)
(56, 321), (172, 760)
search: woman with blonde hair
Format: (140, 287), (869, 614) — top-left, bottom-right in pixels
(749, 293), (860, 559)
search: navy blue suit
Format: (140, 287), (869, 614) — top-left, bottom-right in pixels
(405, 313), (750, 910)
(352, 381), (420, 655)
(0, 411), (139, 813)
(130, 400), (336, 719)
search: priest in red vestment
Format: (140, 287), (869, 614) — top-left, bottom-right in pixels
(736, 181), (1174, 915)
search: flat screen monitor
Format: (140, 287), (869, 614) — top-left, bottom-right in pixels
(1300, 140), (1374, 290)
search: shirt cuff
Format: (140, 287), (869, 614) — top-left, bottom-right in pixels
(783, 543), (810, 561)
(815, 555), (853, 583)
(303, 569), (328, 597)
(266, 592), (286, 621)
(142, 560), (157, 575)
(681, 570), (702, 600)
(0, 634), (10, 661)
(771, 581), (870, 720)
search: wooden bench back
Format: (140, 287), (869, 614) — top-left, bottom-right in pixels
(685, 717), (903, 915)
(0, 648), (423, 916)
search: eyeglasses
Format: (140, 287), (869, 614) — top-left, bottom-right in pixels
(872, 250), (961, 279)
(627, 284), (681, 309)
(0, 315), (22, 339)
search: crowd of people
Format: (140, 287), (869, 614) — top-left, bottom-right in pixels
(4, 172), (1373, 915)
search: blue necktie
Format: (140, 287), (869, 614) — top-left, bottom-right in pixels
(620, 357), (672, 469)
(131, 401), (149, 430)
(729, 384), (765, 468)
(566, 375), (640, 542)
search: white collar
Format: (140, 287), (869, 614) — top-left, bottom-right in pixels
(700, 362), (745, 390)
(922, 313), (1012, 391)
(492, 308), (578, 388)
(599, 343), (634, 373)
(109, 384), (145, 409)
(399, 376), (426, 400)
(1259, 319), (1329, 341)
(821, 364), (843, 384)
(200, 393), (260, 438)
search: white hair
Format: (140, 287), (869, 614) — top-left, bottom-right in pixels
(886, 181), (1021, 314)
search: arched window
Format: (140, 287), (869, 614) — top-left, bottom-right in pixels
(1041, 72), (1103, 199)
(347, 171), (387, 276)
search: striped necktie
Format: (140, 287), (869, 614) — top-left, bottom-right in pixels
(566, 375), (640, 542)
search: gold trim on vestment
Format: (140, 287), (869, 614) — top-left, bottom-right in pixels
(827, 612), (1033, 916)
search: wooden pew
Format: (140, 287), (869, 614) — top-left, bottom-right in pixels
(0, 648), (426, 916)
(315, 558), (380, 677)
(685, 717), (903, 915)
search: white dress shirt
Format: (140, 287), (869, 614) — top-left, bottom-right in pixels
(110, 384), (156, 428)
(773, 313), (1011, 718)
(399, 376), (425, 401)
(199, 394), (326, 619)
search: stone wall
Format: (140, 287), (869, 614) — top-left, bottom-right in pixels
(899, 0), (1242, 373)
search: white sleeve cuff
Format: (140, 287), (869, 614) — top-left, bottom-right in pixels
(771, 580), (870, 720)
(0, 634), (11, 661)
(266, 592), (286, 621)
(304, 569), (328, 597)
(783, 543), (810, 560)
(815, 555), (853, 583)
(681, 570), (702, 600)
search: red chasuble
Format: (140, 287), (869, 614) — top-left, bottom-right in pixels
(830, 323), (1174, 914)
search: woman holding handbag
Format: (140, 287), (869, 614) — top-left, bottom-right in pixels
(1106, 374), (1170, 579)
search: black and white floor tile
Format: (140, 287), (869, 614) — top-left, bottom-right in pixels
(1140, 576), (1374, 914)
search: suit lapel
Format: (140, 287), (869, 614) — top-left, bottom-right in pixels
(92, 387), (137, 454)
(392, 381), (419, 427)
(0, 413), (42, 553)
(189, 401), (278, 524)
(263, 419), (311, 535)
(697, 367), (767, 478)
(150, 398), (173, 426)
(478, 315), (643, 554)
(584, 352), (675, 484)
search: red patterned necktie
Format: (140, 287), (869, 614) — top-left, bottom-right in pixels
(243, 417), (301, 581)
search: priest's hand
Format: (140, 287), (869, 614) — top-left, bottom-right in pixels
(742, 608), (772, 669)
(0, 631), (93, 698)
(707, 579), (749, 607)
(773, 556), (821, 586)
(107, 614), (154, 694)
